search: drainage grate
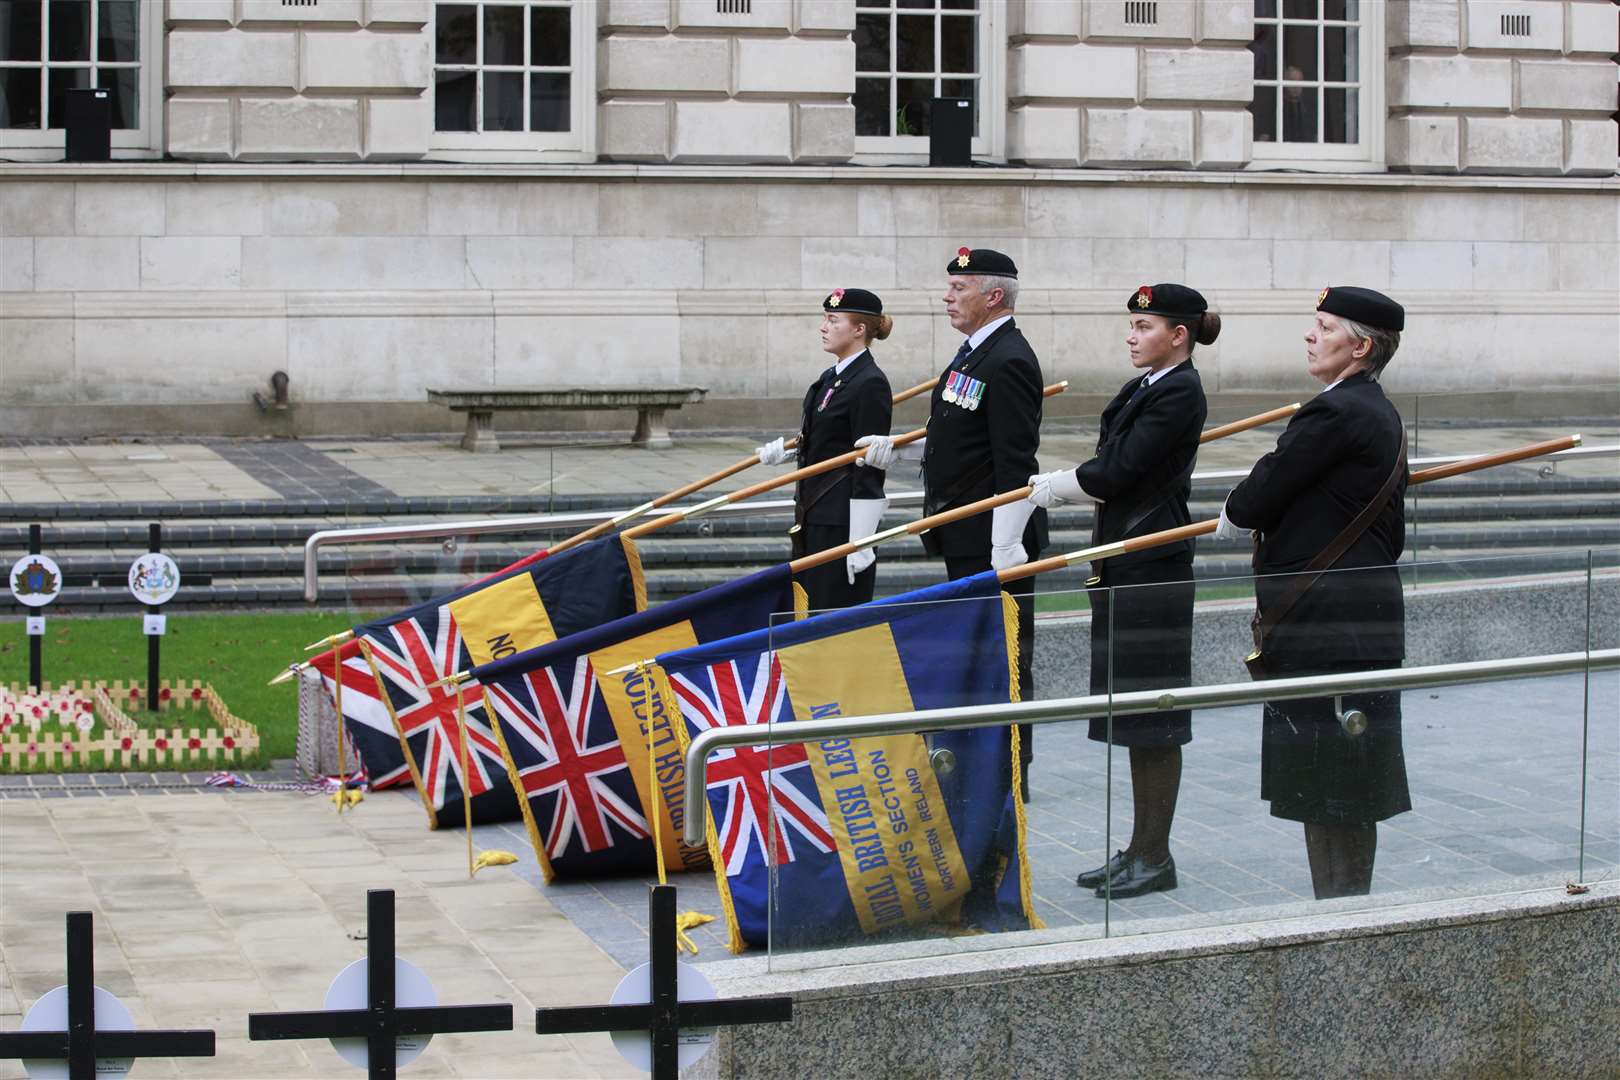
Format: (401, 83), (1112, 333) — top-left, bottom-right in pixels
(1125, 0), (1157, 25)
(1499, 12), (1531, 36)
(716, 0), (751, 12)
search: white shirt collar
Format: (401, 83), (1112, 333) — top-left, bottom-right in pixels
(965, 314), (1013, 353)
(833, 349), (866, 377)
(1143, 358), (1188, 387)
(1322, 377), (1345, 393)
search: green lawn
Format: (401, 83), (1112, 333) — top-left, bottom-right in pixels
(1, 611), (361, 767)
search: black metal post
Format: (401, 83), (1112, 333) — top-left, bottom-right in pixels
(649, 885), (679, 1080)
(147, 523), (161, 712)
(28, 523), (42, 690)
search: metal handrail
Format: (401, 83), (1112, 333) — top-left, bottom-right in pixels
(680, 648), (1619, 845)
(301, 442), (1617, 601)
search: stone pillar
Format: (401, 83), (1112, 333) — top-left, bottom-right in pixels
(165, 0), (432, 161)
(1006, 0), (1254, 168)
(1388, 0), (1618, 175)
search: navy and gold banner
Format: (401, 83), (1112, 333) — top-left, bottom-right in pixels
(656, 571), (1038, 952)
(473, 564), (799, 881)
(353, 535), (645, 829)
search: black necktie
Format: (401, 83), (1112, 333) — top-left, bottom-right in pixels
(1129, 375), (1151, 402)
(952, 340), (973, 368)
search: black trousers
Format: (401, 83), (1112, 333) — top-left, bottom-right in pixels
(944, 554), (1034, 765)
(795, 522), (877, 612)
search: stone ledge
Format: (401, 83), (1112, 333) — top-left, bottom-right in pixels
(5, 289), (1612, 321)
(3, 163), (1614, 193)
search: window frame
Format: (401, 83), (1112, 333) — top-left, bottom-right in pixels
(0, 0), (163, 160)
(1247, 0), (1385, 172)
(426, 0), (595, 162)
(852, 0), (1005, 165)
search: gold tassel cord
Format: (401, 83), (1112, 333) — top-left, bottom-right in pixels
(453, 678), (520, 877)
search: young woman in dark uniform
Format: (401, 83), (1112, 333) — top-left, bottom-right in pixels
(1217, 286), (1410, 900)
(1027, 283), (1215, 898)
(756, 288), (893, 611)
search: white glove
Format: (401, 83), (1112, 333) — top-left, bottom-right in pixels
(846, 497), (887, 584)
(1026, 468), (1086, 509)
(854, 434), (924, 470)
(756, 437), (789, 466)
(990, 500), (1035, 571)
(1214, 497), (1255, 542)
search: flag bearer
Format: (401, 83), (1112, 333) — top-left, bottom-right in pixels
(854, 248), (1046, 793)
(1216, 286), (1411, 900)
(1027, 283), (1216, 899)
(756, 288), (894, 610)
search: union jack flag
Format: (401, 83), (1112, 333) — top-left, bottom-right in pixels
(485, 657), (650, 860)
(670, 652), (834, 875)
(308, 643), (410, 790)
(362, 608), (509, 820)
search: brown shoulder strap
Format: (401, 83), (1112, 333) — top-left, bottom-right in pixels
(1251, 427), (1407, 655)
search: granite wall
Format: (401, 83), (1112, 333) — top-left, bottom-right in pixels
(691, 885), (1619, 1078)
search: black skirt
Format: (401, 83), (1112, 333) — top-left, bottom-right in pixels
(1087, 560), (1195, 747)
(794, 522), (876, 613)
(1259, 659), (1411, 825)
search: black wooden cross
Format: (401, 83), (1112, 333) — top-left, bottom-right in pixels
(0, 911), (215, 1080)
(535, 884), (793, 1080)
(247, 889), (512, 1079)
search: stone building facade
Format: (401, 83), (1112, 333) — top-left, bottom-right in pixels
(0, 0), (1615, 436)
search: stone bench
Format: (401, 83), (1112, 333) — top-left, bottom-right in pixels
(426, 386), (708, 453)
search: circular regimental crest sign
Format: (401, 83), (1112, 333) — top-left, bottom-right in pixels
(323, 957), (437, 1070)
(19, 984), (135, 1079)
(608, 962), (717, 1072)
(127, 553), (181, 606)
(9, 554), (63, 609)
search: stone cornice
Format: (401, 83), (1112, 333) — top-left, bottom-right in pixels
(1, 162), (1615, 192)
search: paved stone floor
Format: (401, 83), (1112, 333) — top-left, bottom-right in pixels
(0, 787), (638, 1079)
(1, 417), (1612, 507)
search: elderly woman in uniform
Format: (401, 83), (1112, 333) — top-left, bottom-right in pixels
(1217, 286), (1410, 900)
(756, 288), (894, 611)
(1026, 283), (1215, 898)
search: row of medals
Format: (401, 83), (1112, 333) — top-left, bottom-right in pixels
(942, 371), (985, 411)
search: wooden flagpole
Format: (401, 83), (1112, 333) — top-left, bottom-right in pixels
(788, 401), (1310, 577)
(623, 381), (1072, 541)
(995, 433), (1584, 584)
(543, 377), (940, 557)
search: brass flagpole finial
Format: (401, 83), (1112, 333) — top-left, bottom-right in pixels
(267, 662), (304, 687)
(303, 629), (354, 652)
(427, 670), (471, 691)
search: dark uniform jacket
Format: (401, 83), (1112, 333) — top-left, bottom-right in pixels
(1226, 373), (1408, 667)
(1075, 361), (1208, 579)
(922, 319), (1048, 559)
(795, 350), (892, 528)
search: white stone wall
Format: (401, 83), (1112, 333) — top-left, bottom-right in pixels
(1388, 0), (1618, 175)
(598, 0), (855, 163)
(1006, 0), (1255, 168)
(2, 169), (1614, 436)
(165, 0), (433, 161)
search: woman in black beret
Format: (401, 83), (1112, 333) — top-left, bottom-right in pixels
(756, 288), (894, 610)
(1026, 283), (1215, 898)
(1216, 285), (1410, 900)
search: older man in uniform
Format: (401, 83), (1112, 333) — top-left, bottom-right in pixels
(857, 247), (1047, 794)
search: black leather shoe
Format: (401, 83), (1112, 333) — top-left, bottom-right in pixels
(1075, 850), (1130, 889)
(1095, 853), (1177, 898)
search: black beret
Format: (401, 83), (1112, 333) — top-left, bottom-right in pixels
(1128, 283), (1207, 319)
(823, 287), (882, 316)
(1317, 285), (1404, 332)
(946, 246), (1018, 278)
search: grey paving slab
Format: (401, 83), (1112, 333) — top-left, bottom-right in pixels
(0, 788), (637, 1080)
